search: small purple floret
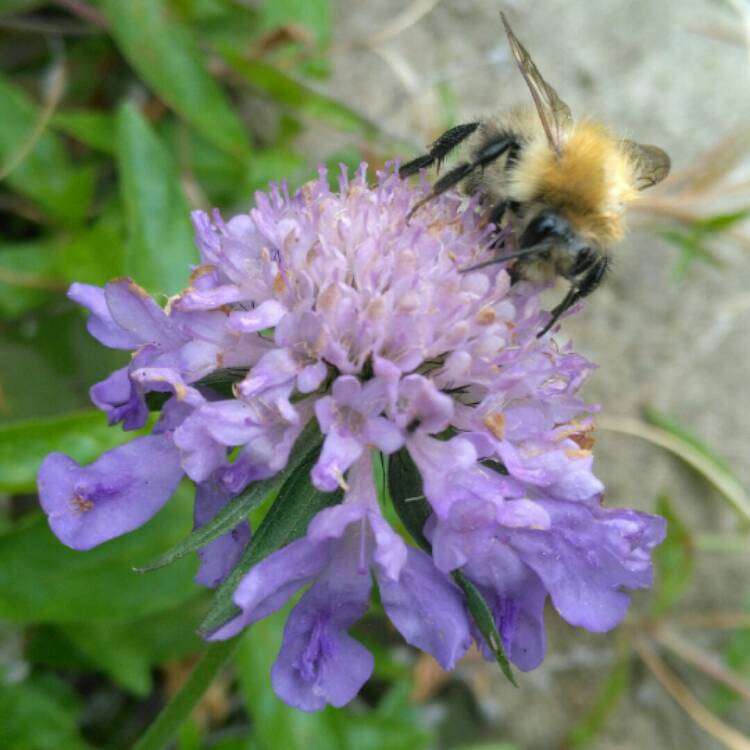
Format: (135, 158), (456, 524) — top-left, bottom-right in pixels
(38, 435), (183, 550)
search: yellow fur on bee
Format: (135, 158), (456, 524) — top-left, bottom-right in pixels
(508, 121), (639, 244)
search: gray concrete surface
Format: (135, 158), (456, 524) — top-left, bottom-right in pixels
(321, 1), (750, 747)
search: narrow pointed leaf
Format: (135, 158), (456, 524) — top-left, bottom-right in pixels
(387, 449), (430, 551)
(220, 49), (381, 139)
(598, 413), (750, 526)
(388, 448), (516, 686)
(103, 0), (250, 157)
(453, 570), (516, 687)
(52, 109), (117, 154)
(116, 102), (197, 295)
(643, 407), (735, 475)
(135, 478), (275, 574)
(199, 447), (343, 636)
(136, 419), (323, 572)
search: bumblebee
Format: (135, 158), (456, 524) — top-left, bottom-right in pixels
(400, 13), (671, 336)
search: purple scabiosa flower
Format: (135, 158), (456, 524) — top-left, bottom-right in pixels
(37, 164), (665, 710)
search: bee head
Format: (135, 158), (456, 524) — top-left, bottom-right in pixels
(519, 210), (597, 276)
(520, 211), (590, 251)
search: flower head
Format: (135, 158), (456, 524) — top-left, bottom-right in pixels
(37, 164), (665, 710)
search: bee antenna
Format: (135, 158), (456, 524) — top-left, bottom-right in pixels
(460, 243), (551, 273)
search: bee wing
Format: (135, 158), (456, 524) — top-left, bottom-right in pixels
(501, 12), (572, 156)
(621, 141), (671, 189)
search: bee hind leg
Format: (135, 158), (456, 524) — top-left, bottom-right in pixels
(399, 122), (480, 178)
(536, 256), (609, 338)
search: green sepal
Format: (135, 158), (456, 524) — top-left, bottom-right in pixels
(198, 440), (343, 636)
(451, 571), (517, 687)
(136, 418), (322, 573)
(387, 448), (516, 686)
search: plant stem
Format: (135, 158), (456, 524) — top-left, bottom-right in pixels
(133, 639), (239, 750)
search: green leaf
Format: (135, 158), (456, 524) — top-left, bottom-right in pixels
(329, 712), (431, 750)
(116, 102), (197, 295)
(694, 208), (750, 232)
(220, 50), (380, 139)
(57, 204), (125, 286)
(259, 0), (330, 49)
(176, 719), (203, 750)
(644, 407), (735, 476)
(656, 227), (720, 280)
(598, 413), (750, 527)
(199, 443), (342, 636)
(103, 0), (250, 157)
(0, 305), (125, 424)
(57, 596), (205, 695)
(159, 121), (244, 207)
(0, 675), (90, 750)
(0, 488), (196, 624)
(257, 0), (331, 78)
(25, 626), (94, 673)
(0, 0), (47, 12)
(386, 450), (430, 551)
(564, 656), (630, 748)
(244, 147), (308, 195)
(652, 495), (694, 615)
(452, 571), (516, 687)
(387, 449), (516, 686)
(0, 410), (152, 493)
(138, 419), (323, 572)
(52, 109), (117, 154)
(0, 241), (60, 318)
(655, 208), (750, 281)
(332, 702), (432, 750)
(0, 73), (95, 225)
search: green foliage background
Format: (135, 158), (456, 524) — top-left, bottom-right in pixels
(0, 2), (748, 749)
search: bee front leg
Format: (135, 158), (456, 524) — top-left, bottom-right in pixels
(536, 256), (609, 337)
(399, 122), (480, 178)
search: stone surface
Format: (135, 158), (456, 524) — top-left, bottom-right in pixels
(321, 1), (750, 747)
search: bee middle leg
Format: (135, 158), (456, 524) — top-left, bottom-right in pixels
(537, 255), (609, 338)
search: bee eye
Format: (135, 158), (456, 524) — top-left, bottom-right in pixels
(519, 212), (572, 248)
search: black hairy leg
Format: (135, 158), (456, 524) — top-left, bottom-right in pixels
(399, 122), (479, 178)
(488, 199), (508, 228)
(487, 200), (512, 249)
(407, 135), (518, 220)
(537, 255), (609, 338)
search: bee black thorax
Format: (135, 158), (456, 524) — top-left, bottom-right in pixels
(511, 209), (601, 284)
